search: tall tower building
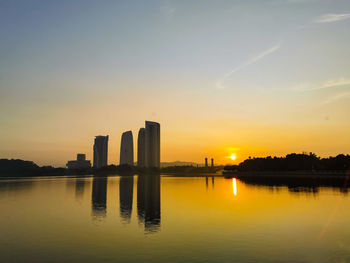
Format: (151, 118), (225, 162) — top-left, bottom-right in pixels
(93, 135), (109, 168)
(120, 131), (134, 165)
(137, 128), (146, 167)
(145, 121), (160, 168)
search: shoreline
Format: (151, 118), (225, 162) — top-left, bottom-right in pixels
(223, 170), (349, 178)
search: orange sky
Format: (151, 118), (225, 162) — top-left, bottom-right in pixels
(1, 1), (350, 167)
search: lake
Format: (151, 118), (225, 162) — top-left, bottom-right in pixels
(0, 175), (350, 262)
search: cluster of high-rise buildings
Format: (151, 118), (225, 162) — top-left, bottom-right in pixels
(67, 121), (160, 169)
(119, 121), (160, 168)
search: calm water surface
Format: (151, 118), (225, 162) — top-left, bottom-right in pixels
(0, 175), (350, 263)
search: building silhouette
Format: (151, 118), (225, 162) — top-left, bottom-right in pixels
(91, 177), (108, 218)
(120, 131), (134, 165)
(145, 121), (160, 168)
(119, 176), (133, 222)
(137, 174), (161, 232)
(205, 158), (208, 167)
(93, 135), (109, 168)
(211, 158), (214, 167)
(137, 128), (146, 167)
(66, 154), (91, 169)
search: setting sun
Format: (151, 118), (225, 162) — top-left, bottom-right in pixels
(230, 154), (236, 161)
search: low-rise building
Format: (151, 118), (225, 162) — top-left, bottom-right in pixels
(66, 154), (91, 169)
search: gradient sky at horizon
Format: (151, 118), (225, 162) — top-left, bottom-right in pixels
(1, 0), (350, 166)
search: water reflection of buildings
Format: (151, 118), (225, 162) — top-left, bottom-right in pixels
(205, 176), (215, 190)
(91, 177), (108, 218)
(75, 178), (86, 200)
(119, 176), (133, 222)
(137, 174), (161, 232)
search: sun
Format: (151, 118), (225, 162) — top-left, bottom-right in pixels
(230, 154), (236, 161)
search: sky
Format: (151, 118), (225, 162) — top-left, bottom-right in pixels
(1, 0), (350, 167)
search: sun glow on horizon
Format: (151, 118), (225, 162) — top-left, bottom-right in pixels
(230, 154), (237, 161)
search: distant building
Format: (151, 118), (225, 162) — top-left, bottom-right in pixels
(205, 158), (208, 167)
(93, 135), (109, 168)
(66, 154), (91, 169)
(137, 128), (146, 167)
(77, 154), (85, 162)
(211, 158), (214, 167)
(120, 131), (134, 165)
(145, 121), (160, 168)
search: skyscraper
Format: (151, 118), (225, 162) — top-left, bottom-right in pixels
(93, 135), (109, 168)
(120, 131), (134, 165)
(137, 128), (146, 167)
(145, 121), (160, 168)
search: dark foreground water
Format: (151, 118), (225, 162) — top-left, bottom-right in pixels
(1, 175), (350, 263)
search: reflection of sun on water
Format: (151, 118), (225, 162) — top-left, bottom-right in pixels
(232, 178), (237, 196)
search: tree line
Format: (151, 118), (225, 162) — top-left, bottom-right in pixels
(225, 153), (350, 172)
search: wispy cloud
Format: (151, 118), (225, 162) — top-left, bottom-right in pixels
(291, 78), (350, 104)
(216, 44), (280, 89)
(293, 78), (350, 91)
(322, 78), (350, 89)
(323, 91), (350, 104)
(314, 13), (350, 23)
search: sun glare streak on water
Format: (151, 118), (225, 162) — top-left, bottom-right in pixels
(232, 178), (237, 196)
